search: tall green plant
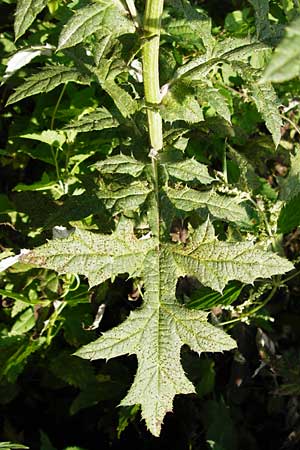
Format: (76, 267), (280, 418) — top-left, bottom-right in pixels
(1, 0), (297, 437)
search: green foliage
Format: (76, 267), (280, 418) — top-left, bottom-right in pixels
(14, 0), (49, 40)
(262, 16), (300, 83)
(0, 0), (299, 446)
(57, 1), (135, 51)
(6, 66), (90, 105)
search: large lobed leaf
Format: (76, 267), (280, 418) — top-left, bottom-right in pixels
(16, 216), (293, 435)
(75, 247), (236, 436)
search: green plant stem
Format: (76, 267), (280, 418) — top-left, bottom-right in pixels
(50, 84), (66, 130)
(142, 0), (164, 153)
(280, 113), (300, 136)
(50, 84), (66, 189)
(142, 0), (164, 238)
(281, 268), (300, 284)
(220, 284), (278, 326)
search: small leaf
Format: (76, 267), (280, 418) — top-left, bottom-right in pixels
(93, 32), (116, 67)
(196, 84), (231, 123)
(6, 66), (89, 105)
(166, 159), (214, 184)
(279, 146), (300, 201)
(70, 379), (124, 415)
(9, 308), (35, 336)
(278, 193), (300, 234)
(187, 281), (243, 310)
(14, 0), (49, 40)
(0, 443), (29, 449)
(248, 0), (270, 39)
(250, 81), (282, 147)
(261, 16), (300, 83)
(0, 335), (45, 382)
(96, 182), (150, 214)
(95, 59), (138, 117)
(57, 0), (135, 51)
(93, 154), (145, 178)
(50, 351), (97, 389)
(167, 187), (251, 224)
(20, 130), (66, 147)
(161, 82), (204, 123)
(63, 107), (119, 133)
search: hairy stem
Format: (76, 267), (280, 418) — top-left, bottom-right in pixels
(142, 0), (164, 238)
(142, 0), (164, 152)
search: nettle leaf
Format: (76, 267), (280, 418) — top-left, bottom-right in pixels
(175, 40), (269, 83)
(279, 146), (300, 201)
(63, 107), (119, 133)
(278, 147), (300, 233)
(161, 82), (204, 124)
(93, 31), (116, 67)
(96, 182), (151, 214)
(14, 0), (49, 40)
(21, 218), (154, 288)
(95, 59), (138, 118)
(57, 0), (135, 51)
(173, 219), (293, 292)
(6, 66), (89, 105)
(76, 247), (236, 436)
(261, 16), (300, 83)
(93, 155), (145, 178)
(20, 130), (66, 147)
(250, 81), (282, 147)
(278, 192), (300, 234)
(196, 83), (231, 123)
(164, 18), (202, 46)
(165, 159), (215, 184)
(248, 0), (270, 39)
(50, 351), (96, 389)
(171, 0), (215, 52)
(166, 187), (250, 225)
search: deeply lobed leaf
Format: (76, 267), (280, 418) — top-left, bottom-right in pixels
(75, 247), (236, 436)
(20, 218), (154, 287)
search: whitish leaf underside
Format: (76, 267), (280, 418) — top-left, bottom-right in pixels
(76, 247), (236, 436)
(18, 216), (293, 435)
